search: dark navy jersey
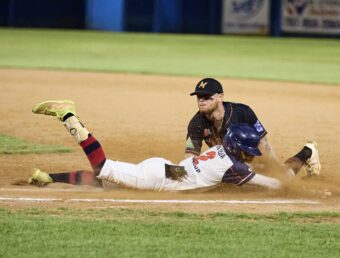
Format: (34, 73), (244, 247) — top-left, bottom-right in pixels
(185, 102), (267, 155)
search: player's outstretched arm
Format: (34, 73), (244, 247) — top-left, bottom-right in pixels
(246, 173), (282, 190)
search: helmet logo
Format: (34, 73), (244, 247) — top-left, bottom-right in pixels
(254, 120), (264, 133)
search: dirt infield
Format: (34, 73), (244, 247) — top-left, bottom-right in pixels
(0, 68), (339, 213)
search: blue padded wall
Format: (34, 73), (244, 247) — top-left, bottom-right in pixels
(124, 0), (154, 32)
(153, 0), (182, 33)
(0, 0), (9, 26)
(182, 0), (222, 34)
(270, 0), (281, 36)
(6, 0), (85, 28)
(86, 0), (125, 31)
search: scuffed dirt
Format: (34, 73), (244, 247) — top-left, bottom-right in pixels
(0, 68), (340, 213)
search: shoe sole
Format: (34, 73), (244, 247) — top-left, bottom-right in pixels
(32, 99), (74, 114)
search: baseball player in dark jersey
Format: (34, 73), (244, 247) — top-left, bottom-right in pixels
(185, 78), (320, 178)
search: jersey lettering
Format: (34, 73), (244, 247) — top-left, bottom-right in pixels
(193, 151), (216, 165)
(193, 163), (201, 173)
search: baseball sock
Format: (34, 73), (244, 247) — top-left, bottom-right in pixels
(284, 147), (312, 174)
(63, 114), (107, 176)
(293, 146), (312, 163)
(79, 134), (106, 175)
(49, 170), (102, 186)
(63, 115), (90, 143)
(62, 113), (74, 122)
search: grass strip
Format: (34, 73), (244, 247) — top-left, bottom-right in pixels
(0, 134), (72, 154)
(0, 29), (340, 84)
(0, 208), (339, 258)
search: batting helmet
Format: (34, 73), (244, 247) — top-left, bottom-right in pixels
(223, 124), (262, 158)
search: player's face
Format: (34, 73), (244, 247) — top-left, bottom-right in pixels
(196, 93), (222, 114)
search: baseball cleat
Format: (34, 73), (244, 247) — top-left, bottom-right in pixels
(28, 168), (53, 186)
(304, 141), (321, 176)
(32, 100), (76, 121)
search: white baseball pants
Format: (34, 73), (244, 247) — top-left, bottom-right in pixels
(98, 158), (171, 191)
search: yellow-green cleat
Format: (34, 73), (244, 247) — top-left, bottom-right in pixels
(28, 168), (53, 186)
(32, 100), (76, 121)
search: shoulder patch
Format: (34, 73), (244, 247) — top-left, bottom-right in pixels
(186, 137), (195, 149)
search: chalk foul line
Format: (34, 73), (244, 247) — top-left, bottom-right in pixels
(0, 197), (320, 205)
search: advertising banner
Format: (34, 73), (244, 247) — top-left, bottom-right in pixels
(222, 0), (270, 34)
(282, 0), (340, 34)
